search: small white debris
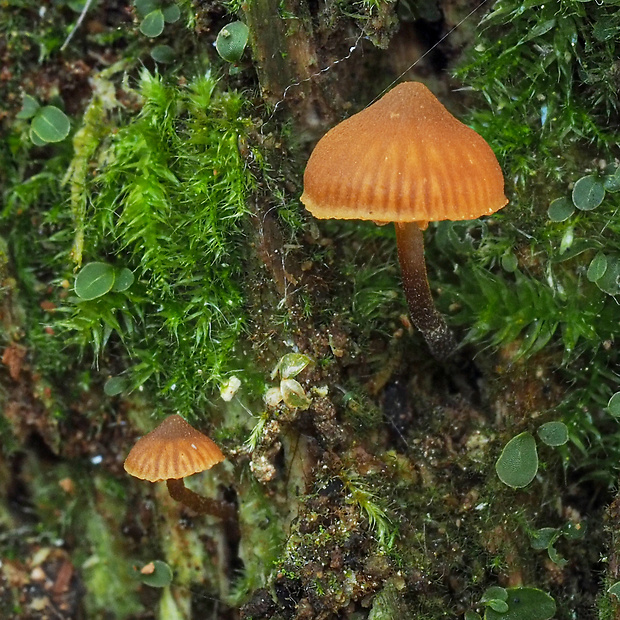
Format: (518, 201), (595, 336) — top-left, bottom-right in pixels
(220, 376), (241, 401)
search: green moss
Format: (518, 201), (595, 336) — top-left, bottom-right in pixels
(341, 470), (396, 547)
(20, 454), (144, 618)
(232, 478), (287, 604)
(457, 0), (620, 189)
(57, 70), (257, 416)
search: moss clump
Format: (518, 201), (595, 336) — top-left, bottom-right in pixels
(457, 0), (620, 189)
(60, 70), (256, 417)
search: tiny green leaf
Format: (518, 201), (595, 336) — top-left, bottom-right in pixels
(29, 127), (48, 146)
(162, 4), (180, 22)
(112, 267), (135, 292)
(501, 253), (518, 272)
(587, 252), (608, 282)
(572, 175), (605, 211)
(139, 560), (173, 588)
(530, 527), (559, 550)
(481, 587), (508, 603)
(547, 197), (574, 222)
(75, 262), (116, 300)
(151, 44), (175, 63)
(595, 257), (620, 296)
(140, 9), (165, 37)
(465, 613), (482, 620)
(547, 544), (567, 567)
(487, 600), (509, 613)
(280, 378), (312, 410)
(562, 521), (585, 540)
(495, 432), (538, 488)
(608, 581), (620, 599)
(275, 353), (313, 379)
(608, 392), (620, 419)
(16, 94), (40, 120)
(603, 167), (620, 193)
(134, 0), (159, 17)
(485, 588), (556, 620)
(537, 421), (569, 446)
(559, 226), (574, 255)
(215, 21), (249, 63)
(104, 376), (127, 396)
(31, 106), (71, 143)
(67, 0), (87, 11)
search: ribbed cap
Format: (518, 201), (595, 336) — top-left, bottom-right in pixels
(124, 414), (225, 482)
(301, 82), (507, 223)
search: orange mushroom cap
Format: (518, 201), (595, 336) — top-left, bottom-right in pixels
(124, 414), (225, 483)
(300, 82), (508, 223)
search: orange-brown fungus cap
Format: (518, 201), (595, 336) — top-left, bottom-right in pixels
(124, 414), (225, 482)
(301, 82), (508, 223)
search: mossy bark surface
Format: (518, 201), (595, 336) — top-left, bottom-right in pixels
(1, 0), (619, 619)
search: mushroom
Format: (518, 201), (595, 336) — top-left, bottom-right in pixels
(301, 82), (508, 359)
(124, 414), (235, 520)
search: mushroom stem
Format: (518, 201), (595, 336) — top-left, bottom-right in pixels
(166, 478), (236, 521)
(395, 221), (456, 359)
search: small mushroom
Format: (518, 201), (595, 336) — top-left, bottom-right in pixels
(301, 82), (508, 359)
(124, 414), (234, 520)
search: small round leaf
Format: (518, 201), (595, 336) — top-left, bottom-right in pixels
(215, 21), (249, 63)
(603, 167), (620, 193)
(481, 586), (508, 603)
(608, 392), (620, 419)
(140, 9), (165, 37)
(608, 581), (620, 599)
(547, 545), (567, 567)
(67, 0), (88, 11)
(16, 94), (40, 120)
(537, 421), (568, 446)
(75, 262), (116, 300)
(162, 4), (180, 22)
(562, 521), (585, 540)
(488, 600), (509, 613)
(587, 252), (607, 282)
(104, 376), (127, 396)
(485, 587), (556, 620)
(112, 267), (135, 292)
(134, 0), (158, 17)
(139, 560), (173, 588)
(29, 127), (48, 146)
(547, 197), (574, 222)
(501, 253), (518, 272)
(280, 379), (312, 410)
(276, 353), (312, 379)
(31, 106), (71, 143)
(495, 432), (538, 488)
(595, 257), (620, 296)
(530, 527), (559, 550)
(465, 613), (482, 620)
(572, 175), (605, 211)
(151, 44), (175, 63)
